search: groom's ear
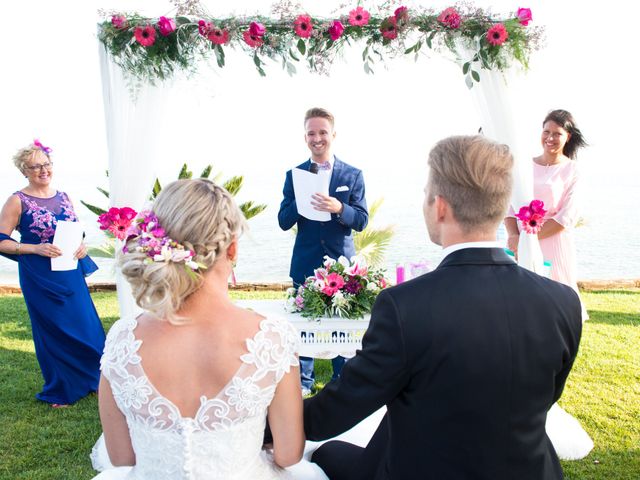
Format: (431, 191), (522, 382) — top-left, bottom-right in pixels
(434, 195), (449, 222)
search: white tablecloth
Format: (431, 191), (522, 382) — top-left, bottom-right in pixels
(236, 299), (370, 359)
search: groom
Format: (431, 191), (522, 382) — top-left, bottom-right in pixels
(304, 135), (583, 479)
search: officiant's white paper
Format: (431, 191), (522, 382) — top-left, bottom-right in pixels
(292, 168), (331, 222)
(51, 221), (83, 271)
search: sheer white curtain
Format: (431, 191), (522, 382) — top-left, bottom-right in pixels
(469, 68), (544, 273)
(98, 44), (171, 318)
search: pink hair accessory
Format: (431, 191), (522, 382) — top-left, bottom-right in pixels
(33, 139), (52, 155)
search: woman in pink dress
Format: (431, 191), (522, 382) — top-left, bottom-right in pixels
(506, 109), (588, 320)
(506, 110), (593, 461)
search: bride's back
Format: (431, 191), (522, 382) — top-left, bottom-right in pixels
(134, 303), (265, 418)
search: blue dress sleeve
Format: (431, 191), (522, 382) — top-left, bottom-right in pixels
(0, 232), (18, 262)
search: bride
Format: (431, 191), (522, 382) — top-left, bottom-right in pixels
(91, 178), (304, 479)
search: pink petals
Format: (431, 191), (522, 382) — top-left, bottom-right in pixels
(348, 7), (370, 27)
(515, 200), (547, 234)
(486, 23), (509, 46)
(134, 25), (156, 47)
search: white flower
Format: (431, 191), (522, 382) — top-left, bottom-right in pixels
(286, 287), (297, 296)
(331, 290), (348, 308)
(170, 249), (192, 263)
(323, 255), (336, 268)
(337, 256), (350, 268)
(113, 374), (152, 410)
(367, 281), (378, 292)
(153, 245), (173, 263)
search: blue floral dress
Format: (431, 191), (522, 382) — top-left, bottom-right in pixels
(0, 191), (105, 404)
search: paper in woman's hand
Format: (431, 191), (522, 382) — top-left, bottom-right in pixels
(51, 221), (83, 271)
(292, 168), (331, 221)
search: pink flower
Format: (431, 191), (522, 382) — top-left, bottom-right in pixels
(249, 21), (266, 37)
(515, 200), (547, 234)
(328, 20), (344, 41)
(517, 7), (532, 26)
(134, 25), (156, 47)
(295, 296), (305, 308)
(394, 6), (409, 22)
(347, 261), (368, 277)
(437, 7), (461, 29)
(198, 20), (212, 36)
(208, 27), (229, 45)
(529, 199), (547, 216)
(321, 272), (345, 296)
(243, 29), (264, 48)
(157, 16), (176, 36)
(380, 16), (398, 40)
(98, 207), (138, 240)
(348, 6), (370, 26)
(111, 15), (127, 30)
(378, 277), (387, 289)
(486, 23), (509, 46)
(294, 15), (313, 38)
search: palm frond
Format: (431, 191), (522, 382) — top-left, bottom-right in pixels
(87, 240), (116, 258)
(80, 201), (107, 216)
(199, 165), (213, 179)
(354, 225), (395, 267)
(239, 201), (268, 220)
(178, 163), (192, 179)
(223, 176), (243, 196)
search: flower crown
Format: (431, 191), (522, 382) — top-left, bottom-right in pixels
(33, 139), (52, 155)
(124, 210), (205, 275)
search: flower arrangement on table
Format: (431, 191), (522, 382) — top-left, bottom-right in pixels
(515, 199), (547, 234)
(97, 207), (204, 277)
(286, 255), (388, 319)
(98, 2), (541, 86)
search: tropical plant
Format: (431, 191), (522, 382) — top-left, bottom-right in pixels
(82, 163), (266, 258)
(353, 198), (395, 267)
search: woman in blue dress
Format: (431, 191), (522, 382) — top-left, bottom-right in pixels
(0, 140), (105, 407)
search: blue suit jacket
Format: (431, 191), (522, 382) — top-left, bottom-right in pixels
(278, 157), (368, 285)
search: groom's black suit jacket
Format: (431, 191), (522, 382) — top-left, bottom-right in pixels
(304, 248), (582, 480)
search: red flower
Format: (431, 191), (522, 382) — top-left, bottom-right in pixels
(294, 15), (313, 38)
(348, 6), (370, 26)
(328, 20), (344, 41)
(111, 15), (127, 30)
(517, 8), (533, 26)
(157, 16), (176, 37)
(134, 25), (156, 47)
(249, 21), (266, 37)
(487, 23), (509, 46)
(437, 7), (461, 29)
(394, 6), (409, 22)
(380, 16), (398, 40)
(98, 207), (138, 240)
(207, 27), (229, 45)
(198, 20), (212, 36)
(243, 29), (263, 48)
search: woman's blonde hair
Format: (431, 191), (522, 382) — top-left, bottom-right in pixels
(13, 144), (50, 173)
(118, 178), (247, 323)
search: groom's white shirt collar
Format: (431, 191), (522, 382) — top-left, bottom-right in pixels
(311, 155), (335, 170)
(438, 241), (502, 266)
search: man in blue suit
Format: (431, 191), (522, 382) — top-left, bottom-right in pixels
(278, 107), (369, 395)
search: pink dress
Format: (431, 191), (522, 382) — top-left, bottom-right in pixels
(526, 160), (587, 320)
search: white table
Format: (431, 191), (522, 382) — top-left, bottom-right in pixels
(235, 299), (370, 359)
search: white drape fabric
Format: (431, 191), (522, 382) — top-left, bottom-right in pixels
(98, 44), (170, 318)
(469, 67), (544, 274)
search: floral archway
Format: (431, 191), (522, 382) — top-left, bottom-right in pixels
(97, 2), (544, 316)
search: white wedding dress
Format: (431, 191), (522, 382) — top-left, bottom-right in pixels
(91, 315), (304, 480)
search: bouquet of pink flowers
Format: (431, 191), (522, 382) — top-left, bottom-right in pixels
(286, 255), (388, 319)
(515, 199), (547, 234)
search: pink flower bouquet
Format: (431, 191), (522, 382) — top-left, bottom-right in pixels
(515, 199), (547, 234)
(286, 255), (388, 319)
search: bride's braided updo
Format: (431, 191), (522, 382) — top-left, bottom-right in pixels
(118, 179), (247, 323)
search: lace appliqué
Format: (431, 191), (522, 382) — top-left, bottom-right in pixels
(100, 316), (300, 479)
(16, 191), (78, 243)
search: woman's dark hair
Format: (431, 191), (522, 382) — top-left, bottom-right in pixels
(543, 109), (587, 160)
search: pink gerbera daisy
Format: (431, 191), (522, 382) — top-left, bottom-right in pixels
(380, 16), (398, 40)
(348, 6), (370, 26)
(208, 28), (229, 45)
(294, 14), (313, 38)
(134, 25), (156, 47)
(486, 23), (509, 46)
(243, 29), (264, 48)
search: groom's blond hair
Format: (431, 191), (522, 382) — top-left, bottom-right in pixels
(427, 135), (513, 233)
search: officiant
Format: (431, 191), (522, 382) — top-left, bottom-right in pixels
(278, 107), (369, 395)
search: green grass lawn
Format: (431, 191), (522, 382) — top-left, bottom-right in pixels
(0, 289), (638, 479)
